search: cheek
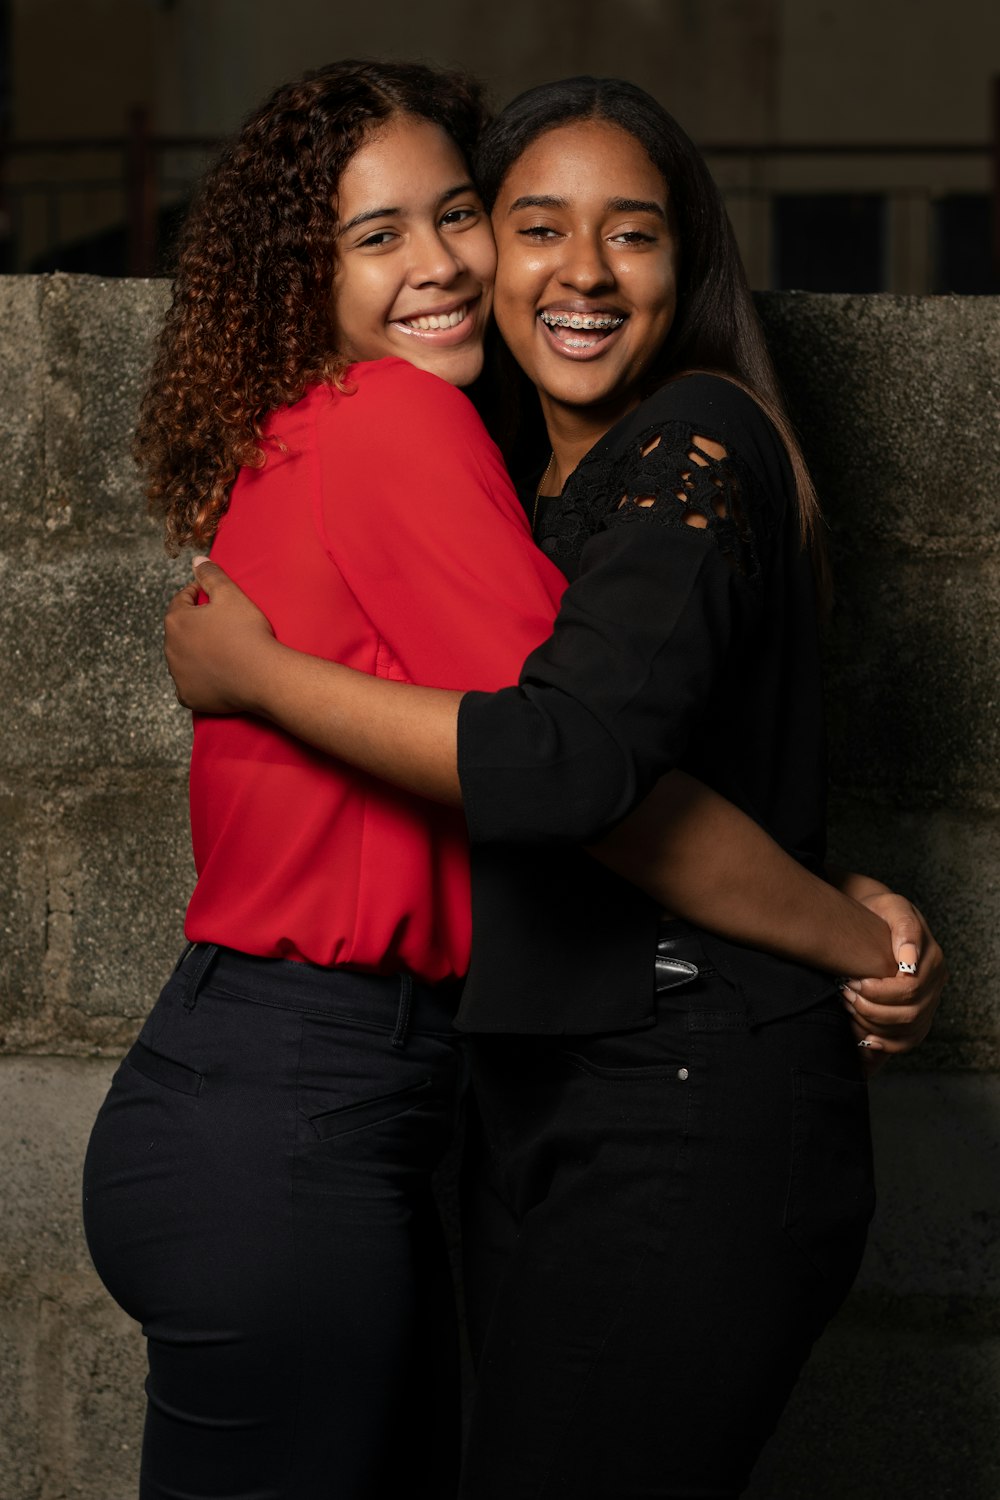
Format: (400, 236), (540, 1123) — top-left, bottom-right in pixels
(654, 288), (677, 330)
(626, 272), (677, 341)
(493, 299), (531, 356)
(494, 272), (540, 340)
(347, 261), (400, 321)
(474, 233), (498, 287)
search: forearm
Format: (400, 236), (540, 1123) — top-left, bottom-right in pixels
(243, 643), (893, 977)
(249, 637), (463, 804)
(591, 771), (897, 978)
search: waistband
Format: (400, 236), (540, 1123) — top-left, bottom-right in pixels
(173, 943), (461, 1040)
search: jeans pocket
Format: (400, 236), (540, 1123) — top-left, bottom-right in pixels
(557, 1005), (691, 1081)
(125, 1038), (204, 1097)
(783, 1067), (875, 1289)
(306, 1077), (433, 1142)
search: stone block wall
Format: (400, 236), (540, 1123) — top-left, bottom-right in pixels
(0, 276), (997, 1497)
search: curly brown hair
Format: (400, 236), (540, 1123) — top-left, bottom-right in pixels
(136, 59), (489, 553)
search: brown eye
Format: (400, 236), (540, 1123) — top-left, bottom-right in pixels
(441, 206), (480, 227)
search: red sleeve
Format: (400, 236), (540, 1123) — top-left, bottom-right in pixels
(312, 359), (566, 691)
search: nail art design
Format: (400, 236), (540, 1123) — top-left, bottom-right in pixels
(898, 961), (917, 975)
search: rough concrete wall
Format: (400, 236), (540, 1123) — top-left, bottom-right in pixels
(0, 276), (997, 1498)
(752, 294), (1000, 1498)
(0, 276), (185, 1499)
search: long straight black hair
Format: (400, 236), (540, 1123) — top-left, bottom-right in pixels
(475, 76), (823, 556)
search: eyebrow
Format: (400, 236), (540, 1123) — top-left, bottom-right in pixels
(507, 193), (666, 220)
(507, 195), (568, 212)
(608, 197), (666, 219)
(339, 182), (477, 236)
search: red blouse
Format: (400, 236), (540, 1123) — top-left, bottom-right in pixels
(184, 359), (566, 982)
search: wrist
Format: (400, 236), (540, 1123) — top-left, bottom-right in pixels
(241, 634), (290, 720)
(831, 867), (891, 902)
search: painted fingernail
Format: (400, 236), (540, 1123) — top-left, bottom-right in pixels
(898, 961), (917, 975)
(858, 1037), (884, 1051)
(857, 1039), (873, 1048)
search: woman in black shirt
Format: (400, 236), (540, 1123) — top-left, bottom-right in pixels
(165, 78), (944, 1497)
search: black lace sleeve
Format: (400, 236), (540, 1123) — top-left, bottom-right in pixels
(538, 418), (775, 587)
(458, 378), (796, 846)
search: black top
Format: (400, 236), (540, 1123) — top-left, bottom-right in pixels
(455, 374), (837, 1034)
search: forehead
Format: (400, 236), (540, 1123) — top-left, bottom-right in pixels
(498, 119), (667, 205)
(337, 116), (468, 209)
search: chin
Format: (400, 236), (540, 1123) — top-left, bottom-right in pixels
(411, 349), (484, 389)
(549, 372), (625, 409)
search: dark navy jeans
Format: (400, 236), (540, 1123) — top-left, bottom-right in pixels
(83, 944), (464, 1500)
(460, 922), (874, 1499)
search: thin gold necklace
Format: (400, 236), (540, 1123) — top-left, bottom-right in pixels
(532, 452), (556, 536)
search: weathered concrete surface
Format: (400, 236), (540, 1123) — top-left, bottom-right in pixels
(0, 281), (46, 542)
(760, 293), (1000, 1077)
(0, 780), (192, 1053)
(826, 797), (1000, 1070)
(747, 1079), (1000, 1500)
(0, 280), (997, 1496)
(0, 552), (189, 774)
(0, 782), (192, 1055)
(758, 294), (1000, 552)
(861, 1075), (1000, 1302)
(0, 1059), (147, 1500)
(824, 554), (1000, 808)
(0, 277), (191, 1066)
(745, 1316), (1000, 1500)
(0, 278), (171, 547)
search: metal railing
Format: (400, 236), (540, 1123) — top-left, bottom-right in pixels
(0, 108), (219, 275)
(2, 85), (998, 281)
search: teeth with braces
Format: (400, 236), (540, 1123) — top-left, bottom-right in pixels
(540, 311), (624, 331)
(400, 306), (468, 331)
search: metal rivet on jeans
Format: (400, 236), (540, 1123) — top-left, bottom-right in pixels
(677, 1067), (689, 1081)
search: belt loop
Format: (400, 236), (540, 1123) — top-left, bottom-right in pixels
(182, 943), (219, 1012)
(391, 973), (414, 1049)
(173, 941), (195, 973)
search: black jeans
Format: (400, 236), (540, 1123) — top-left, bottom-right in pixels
(83, 944), (464, 1500)
(460, 924), (874, 1499)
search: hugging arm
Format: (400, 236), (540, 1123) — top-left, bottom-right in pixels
(595, 774), (945, 1057)
(166, 557), (944, 1054)
(165, 370), (942, 1049)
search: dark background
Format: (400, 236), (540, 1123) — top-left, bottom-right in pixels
(1, 0), (998, 291)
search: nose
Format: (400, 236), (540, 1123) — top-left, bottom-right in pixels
(407, 226), (463, 287)
(557, 231), (614, 293)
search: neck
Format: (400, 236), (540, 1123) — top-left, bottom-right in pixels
(539, 391), (639, 491)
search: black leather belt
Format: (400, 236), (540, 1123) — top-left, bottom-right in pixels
(654, 926), (706, 994)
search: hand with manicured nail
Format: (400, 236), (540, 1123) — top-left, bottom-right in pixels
(839, 892), (946, 1066)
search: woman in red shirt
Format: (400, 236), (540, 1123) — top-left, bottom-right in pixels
(82, 61), (567, 1500)
(160, 75), (945, 1500)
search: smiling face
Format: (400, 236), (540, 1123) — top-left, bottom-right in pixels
(331, 114), (496, 387)
(491, 118), (679, 428)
